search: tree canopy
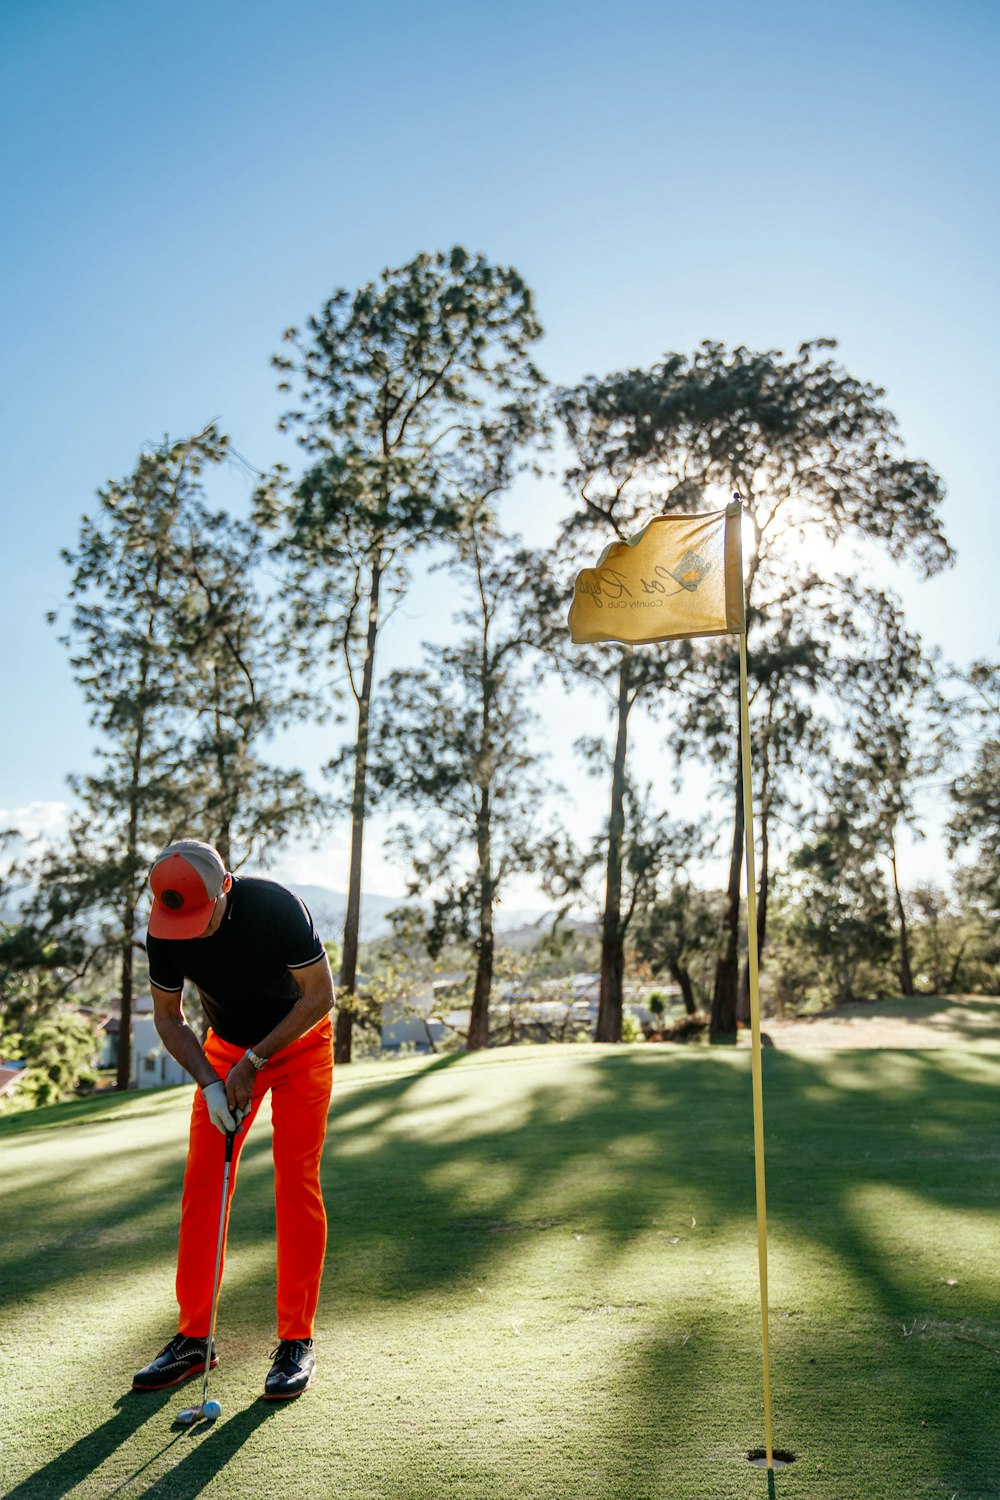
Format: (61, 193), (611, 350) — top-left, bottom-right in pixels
(556, 338), (952, 1035)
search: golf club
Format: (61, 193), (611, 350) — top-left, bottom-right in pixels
(176, 1126), (235, 1426)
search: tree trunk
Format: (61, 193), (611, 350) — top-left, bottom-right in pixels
(116, 908), (134, 1092)
(668, 959), (697, 1015)
(738, 784), (770, 1023)
(468, 786), (493, 1051)
(947, 941), (967, 992)
(212, 683), (232, 868)
(336, 559), (383, 1064)
(596, 655), (631, 1043)
(889, 837), (915, 997)
(711, 724), (744, 1040)
(468, 558), (495, 1053)
(117, 628), (153, 1091)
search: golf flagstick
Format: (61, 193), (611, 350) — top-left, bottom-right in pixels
(177, 1127), (235, 1425)
(739, 625), (775, 1478)
(566, 494), (779, 1479)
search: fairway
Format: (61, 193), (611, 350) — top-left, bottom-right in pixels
(3, 1042), (999, 1499)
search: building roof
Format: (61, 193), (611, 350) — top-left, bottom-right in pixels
(0, 1064), (27, 1097)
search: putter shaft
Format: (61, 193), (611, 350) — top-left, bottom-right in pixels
(175, 1128), (235, 1425)
(200, 1130), (235, 1408)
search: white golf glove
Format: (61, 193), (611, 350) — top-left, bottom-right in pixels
(202, 1080), (238, 1134)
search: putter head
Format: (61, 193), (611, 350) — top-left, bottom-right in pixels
(175, 1404), (203, 1426)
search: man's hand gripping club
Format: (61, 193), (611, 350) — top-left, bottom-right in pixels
(201, 1079), (246, 1134)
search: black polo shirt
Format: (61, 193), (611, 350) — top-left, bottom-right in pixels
(146, 875), (326, 1047)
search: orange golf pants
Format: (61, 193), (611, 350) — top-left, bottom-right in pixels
(176, 1016), (333, 1341)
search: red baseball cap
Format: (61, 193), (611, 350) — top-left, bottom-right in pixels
(148, 841), (227, 939)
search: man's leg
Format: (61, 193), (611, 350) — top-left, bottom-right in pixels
(175, 1031), (267, 1337)
(267, 1019), (334, 1340)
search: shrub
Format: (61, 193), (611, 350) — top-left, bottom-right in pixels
(0, 1007), (100, 1111)
(621, 1009), (644, 1044)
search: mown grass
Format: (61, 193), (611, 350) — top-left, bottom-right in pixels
(2, 1041), (999, 1499)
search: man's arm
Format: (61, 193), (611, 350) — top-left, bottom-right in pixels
(151, 984), (218, 1090)
(224, 952), (336, 1115)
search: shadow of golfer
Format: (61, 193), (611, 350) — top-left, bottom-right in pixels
(131, 1400), (289, 1499)
(5, 1389), (176, 1500)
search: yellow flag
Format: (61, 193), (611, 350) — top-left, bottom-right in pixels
(568, 500), (745, 646)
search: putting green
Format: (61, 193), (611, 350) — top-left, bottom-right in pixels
(2, 1042), (998, 1498)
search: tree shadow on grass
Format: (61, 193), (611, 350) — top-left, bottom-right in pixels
(0, 1085), (189, 1139)
(0, 1060), (464, 1308)
(0, 1143), (187, 1308)
(0, 1055), (469, 1313)
(133, 1401), (288, 1500)
(309, 1046), (1000, 1493)
(6, 1388), (287, 1500)
(4, 1390), (177, 1500)
(5, 1045), (1000, 1495)
(605, 1049), (1000, 1492)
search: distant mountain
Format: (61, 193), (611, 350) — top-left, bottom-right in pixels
(294, 885), (410, 941)
(0, 879), (573, 945)
(294, 884), (558, 942)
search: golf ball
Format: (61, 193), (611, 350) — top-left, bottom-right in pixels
(203, 1400), (222, 1419)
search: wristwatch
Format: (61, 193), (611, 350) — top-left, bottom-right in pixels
(244, 1048), (268, 1072)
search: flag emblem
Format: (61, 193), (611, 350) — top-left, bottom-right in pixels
(669, 550), (711, 591)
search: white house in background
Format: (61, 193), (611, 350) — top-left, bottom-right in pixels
(131, 992), (191, 1088)
(381, 975), (469, 1053)
(92, 1011), (118, 1070)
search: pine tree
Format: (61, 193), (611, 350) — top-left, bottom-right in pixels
(369, 519), (552, 1050)
(43, 429), (227, 1087)
(261, 247), (545, 1062)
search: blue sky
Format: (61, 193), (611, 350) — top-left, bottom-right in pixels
(2, 0), (997, 898)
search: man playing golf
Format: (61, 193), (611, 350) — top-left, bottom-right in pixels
(132, 839), (335, 1400)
